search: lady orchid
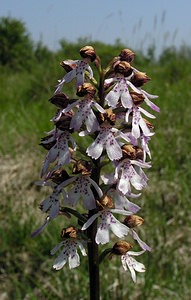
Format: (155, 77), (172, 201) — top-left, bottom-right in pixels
(32, 46), (159, 299)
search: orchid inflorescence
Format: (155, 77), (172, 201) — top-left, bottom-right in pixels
(32, 45), (159, 283)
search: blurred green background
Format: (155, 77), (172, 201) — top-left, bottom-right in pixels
(0, 16), (191, 300)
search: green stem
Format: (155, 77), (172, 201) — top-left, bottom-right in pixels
(87, 157), (101, 300)
(87, 63), (105, 300)
(87, 212), (100, 300)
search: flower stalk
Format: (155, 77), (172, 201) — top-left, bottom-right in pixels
(32, 46), (159, 299)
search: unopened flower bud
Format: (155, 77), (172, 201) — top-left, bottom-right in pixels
(55, 111), (74, 131)
(112, 241), (133, 255)
(121, 144), (137, 160)
(49, 93), (70, 109)
(98, 109), (116, 125)
(60, 60), (75, 72)
(80, 46), (97, 62)
(72, 159), (92, 175)
(124, 215), (144, 228)
(114, 61), (132, 76)
(97, 195), (114, 209)
(131, 72), (150, 87)
(134, 146), (144, 160)
(61, 226), (77, 239)
(76, 83), (96, 98)
(130, 91), (145, 105)
(49, 169), (70, 184)
(119, 48), (135, 63)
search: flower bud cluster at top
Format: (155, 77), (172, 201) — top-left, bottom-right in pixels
(32, 45), (159, 282)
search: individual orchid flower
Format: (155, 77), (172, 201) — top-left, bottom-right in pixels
(39, 185), (62, 218)
(114, 158), (151, 195)
(54, 60), (92, 93)
(123, 215), (151, 251)
(81, 195), (132, 245)
(105, 77), (140, 109)
(64, 97), (105, 133)
(51, 226), (87, 270)
(60, 174), (103, 210)
(110, 241), (146, 282)
(108, 189), (141, 213)
(121, 250), (146, 282)
(41, 129), (76, 177)
(86, 122), (130, 161)
(125, 105), (156, 139)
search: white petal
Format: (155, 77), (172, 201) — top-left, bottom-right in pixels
(52, 252), (68, 270)
(96, 223), (110, 244)
(68, 252), (80, 269)
(139, 107), (156, 119)
(131, 230), (152, 252)
(81, 212), (100, 230)
(110, 219), (129, 238)
(88, 178), (103, 198)
(130, 257), (146, 273)
(78, 242), (87, 256)
(51, 241), (65, 255)
(86, 140), (103, 160)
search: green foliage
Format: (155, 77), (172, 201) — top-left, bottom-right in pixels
(0, 16), (34, 70)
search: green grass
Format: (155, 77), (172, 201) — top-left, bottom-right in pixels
(1, 45), (191, 300)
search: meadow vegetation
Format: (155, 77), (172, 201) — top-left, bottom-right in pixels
(1, 16), (191, 300)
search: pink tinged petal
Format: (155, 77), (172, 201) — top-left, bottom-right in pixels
(81, 212), (101, 230)
(144, 96), (160, 112)
(141, 89), (158, 100)
(131, 230), (152, 252)
(130, 160), (151, 168)
(31, 216), (50, 237)
(139, 107), (156, 119)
